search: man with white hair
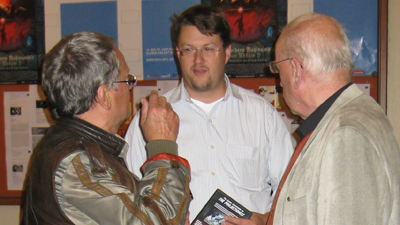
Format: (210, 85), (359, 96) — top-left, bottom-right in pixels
(267, 13), (400, 225)
(225, 13), (400, 225)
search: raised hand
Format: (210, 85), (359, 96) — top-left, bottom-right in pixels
(140, 90), (179, 142)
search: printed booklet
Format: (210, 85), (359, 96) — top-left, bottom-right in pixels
(191, 189), (252, 225)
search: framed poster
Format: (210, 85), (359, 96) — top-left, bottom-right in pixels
(0, 0), (44, 84)
(315, 0), (378, 76)
(60, 1), (117, 45)
(142, 0), (200, 80)
(203, 0), (287, 78)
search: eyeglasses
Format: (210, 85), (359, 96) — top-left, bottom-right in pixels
(113, 74), (137, 87)
(267, 58), (292, 74)
(178, 46), (223, 57)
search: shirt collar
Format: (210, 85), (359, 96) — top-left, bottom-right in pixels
(168, 74), (243, 103)
(295, 82), (352, 140)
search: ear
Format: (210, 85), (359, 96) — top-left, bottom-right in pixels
(291, 58), (303, 89)
(224, 44), (231, 64)
(96, 85), (112, 110)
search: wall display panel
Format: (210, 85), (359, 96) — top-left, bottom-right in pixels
(0, 85), (53, 205)
(60, 1), (118, 44)
(142, 0), (200, 80)
(45, 0), (141, 77)
(315, 0), (378, 76)
(204, 0), (287, 78)
(0, 0), (44, 84)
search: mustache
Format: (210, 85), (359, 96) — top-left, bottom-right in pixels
(191, 65), (209, 71)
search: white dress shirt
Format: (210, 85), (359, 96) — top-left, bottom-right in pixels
(125, 75), (294, 221)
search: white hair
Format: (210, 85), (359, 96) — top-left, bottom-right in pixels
(280, 13), (354, 80)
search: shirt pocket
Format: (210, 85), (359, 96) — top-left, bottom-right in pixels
(223, 144), (263, 188)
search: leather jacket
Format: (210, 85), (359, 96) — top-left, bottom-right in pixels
(21, 117), (191, 224)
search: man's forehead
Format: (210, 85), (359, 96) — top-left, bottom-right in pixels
(180, 26), (221, 41)
(114, 49), (129, 74)
(274, 37), (284, 57)
(114, 48), (123, 57)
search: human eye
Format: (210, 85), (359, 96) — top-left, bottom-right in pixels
(203, 47), (215, 54)
(184, 47), (195, 53)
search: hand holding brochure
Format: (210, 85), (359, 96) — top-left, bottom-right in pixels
(191, 189), (253, 225)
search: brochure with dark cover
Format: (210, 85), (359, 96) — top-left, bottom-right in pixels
(191, 189), (253, 225)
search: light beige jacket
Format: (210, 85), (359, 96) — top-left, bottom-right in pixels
(273, 84), (400, 225)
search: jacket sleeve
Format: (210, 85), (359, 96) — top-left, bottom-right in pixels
(56, 147), (191, 225)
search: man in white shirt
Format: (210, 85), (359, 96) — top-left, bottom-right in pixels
(125, 5), (293, 224)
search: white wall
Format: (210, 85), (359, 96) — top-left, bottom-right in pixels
(2, 0), (399, 224)
(0, 205), (20, 224)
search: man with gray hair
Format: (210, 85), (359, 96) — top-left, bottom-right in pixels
(21, 32), (191, 224)
(248, 13), (399, 225)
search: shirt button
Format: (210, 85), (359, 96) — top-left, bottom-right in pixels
(211, 145), (214, 149)
(287, 197), (291, 202)
(211, 172), (215, 176)
(208, 119), (212, 123)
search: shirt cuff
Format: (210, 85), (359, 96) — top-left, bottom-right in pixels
(145, 140), (178, 158)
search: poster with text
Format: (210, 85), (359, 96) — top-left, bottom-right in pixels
(142, 0), (200, 80)
(0, 0), (45, 84)
(5, 86), (53, 190)
(203, 0), (286, 78)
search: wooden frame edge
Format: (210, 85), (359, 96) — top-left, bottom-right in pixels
(378, 0), (388, 113)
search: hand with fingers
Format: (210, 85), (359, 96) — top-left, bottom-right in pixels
(222, 212), (269, 225)
(140, 90), (180, 142)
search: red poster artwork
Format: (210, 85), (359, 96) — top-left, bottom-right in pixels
(0, 0), (44, 84)
(204, 0), (287, 77)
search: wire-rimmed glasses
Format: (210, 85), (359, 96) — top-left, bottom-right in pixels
(178, 46), (223, 57)
(267, 58), (292, 74)
(113, 74), (137, 87)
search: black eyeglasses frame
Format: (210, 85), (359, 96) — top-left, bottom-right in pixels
(113, 74), (137, 87)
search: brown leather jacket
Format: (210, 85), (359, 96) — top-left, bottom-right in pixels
(21, 117), (191, 224)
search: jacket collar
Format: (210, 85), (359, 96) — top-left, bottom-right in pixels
(55, 117), (126, 157)
(296, 83), (352, 140)
(301, 83), (364, 152)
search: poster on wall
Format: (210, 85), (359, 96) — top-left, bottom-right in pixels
(142, 0), (200, 80)
(60, 1), (117, 45)
(203, 0), (286, 78)
(0, 0), (45, 84)
(314, 0), (377, 76)
(4, 85), (53, 190)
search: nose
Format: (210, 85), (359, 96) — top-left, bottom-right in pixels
(194, 49), (204, 63)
